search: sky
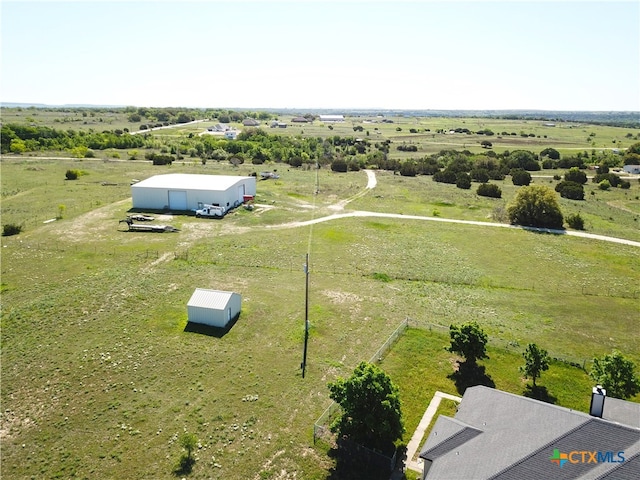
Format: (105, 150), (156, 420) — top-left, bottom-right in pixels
(1, 0), (639, 111)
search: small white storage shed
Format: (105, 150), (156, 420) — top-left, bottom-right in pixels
(187, 288), (241, 328)
(131, 174), (256, 211)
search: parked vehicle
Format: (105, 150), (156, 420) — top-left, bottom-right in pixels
(195, 204), (226, 218)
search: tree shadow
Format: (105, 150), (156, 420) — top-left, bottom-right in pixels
(448, 361), (495, 395)
(173, 454), (195, 476)
(523, 384), (557, 404)
(324, 441), (400, 480)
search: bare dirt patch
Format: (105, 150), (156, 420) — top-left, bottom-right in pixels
(49, 199), (130, 243)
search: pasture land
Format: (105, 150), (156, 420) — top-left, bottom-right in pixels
(4, 107), (639, 159)
(2, 153), (639, 478)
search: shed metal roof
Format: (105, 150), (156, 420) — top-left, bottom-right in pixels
(133, 174), (252, 191)
(187, 288), (236, 310)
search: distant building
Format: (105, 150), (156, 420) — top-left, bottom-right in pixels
(319, 114), (344, 122)
(224, 130), (237, 140)
(242, 118), (260, 127)
(207, 123), (229, 132)
(291, 116), (310, 123)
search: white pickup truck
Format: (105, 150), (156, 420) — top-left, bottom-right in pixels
(195, 204), (226, 218)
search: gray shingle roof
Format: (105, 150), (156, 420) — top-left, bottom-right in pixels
(595, 453), (640, 480)
(602, 396), (640, 428)
(489, 419), (640, 480)
(420, 386), (640, 480)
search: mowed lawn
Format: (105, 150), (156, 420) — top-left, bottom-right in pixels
(1, 159), (639, 479)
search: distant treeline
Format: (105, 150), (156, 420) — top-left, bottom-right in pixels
(3, 105), (639, 128)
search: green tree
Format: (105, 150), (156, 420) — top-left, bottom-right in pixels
(179, 432), (198, 460)
(540, 147), (560, 160)
(476, 183), (502, 198)
(328, 361), (404, 451)
(555, 181), (585, 200)
(447, 322), (488, 365)
(511, 169), (532, 186)
(507, 185), (564, 229)
(456, 172), (472, 189)
(9, 138), (27, 154)
(564, 167), (587, 184)
(590, 351), (640, 399)
(175, 432), (198, 474)
(520, 343), (550, 387)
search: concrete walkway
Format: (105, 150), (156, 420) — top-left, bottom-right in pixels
(404, 391), (462, 474)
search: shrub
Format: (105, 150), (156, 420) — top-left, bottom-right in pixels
(147, 153), (174, 165)
(511, 169), (532, 186)
(399, 162), (417, 177)
(433, 170), (457, 184)
(2, 223), (23, 236)
(477, 183), (502, 198)
(564, 167), (587, 184)
(331, 159), (348, 172)
(65, 169), (79, 180)
(470, 168), (490, 183)
(598, 180), (611, 190)
(566, 213), (585, 230)
(593, 172), (620, 187)
(555, 181), (585, 200)
(456, 172), (472, 189)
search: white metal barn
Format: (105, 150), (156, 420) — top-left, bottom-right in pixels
(131, 174), (256, 211)
(187, 288), (241, 328)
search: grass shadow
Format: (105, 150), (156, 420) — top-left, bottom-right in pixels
(523, 384), (557, 404)
(183, 314), (240, 338)
(448, 361), (495, 395)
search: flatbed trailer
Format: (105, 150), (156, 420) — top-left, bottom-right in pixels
(119, 218), (179, 232)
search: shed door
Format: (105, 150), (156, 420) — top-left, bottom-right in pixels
(237, 184), (245, 202)
(168, 190), (187, 210)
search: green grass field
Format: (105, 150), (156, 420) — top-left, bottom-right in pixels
(2, 127), (639, 478)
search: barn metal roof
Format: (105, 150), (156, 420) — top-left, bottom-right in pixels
(133, 174), (252, 191)
(187, 288), (237, 310)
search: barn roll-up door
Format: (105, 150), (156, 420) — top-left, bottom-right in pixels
(168, 190), (187, 210)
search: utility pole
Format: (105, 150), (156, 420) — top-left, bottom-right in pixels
(301, 253), (310, 378)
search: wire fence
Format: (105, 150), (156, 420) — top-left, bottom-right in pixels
(312, 316), (599, 447)
(313, 318), (410, 445)
(409, 318), (594, 371)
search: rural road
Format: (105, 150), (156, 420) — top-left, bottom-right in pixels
(266, 170), (640, 248)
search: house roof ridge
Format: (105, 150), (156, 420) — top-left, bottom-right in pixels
(466, 385), (591, 418)
(420, 418), (484, 460)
